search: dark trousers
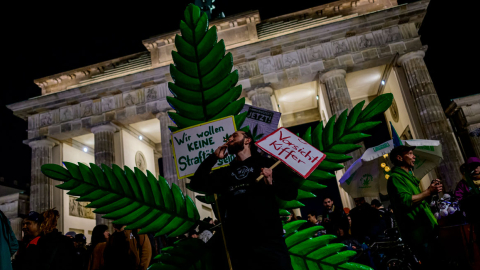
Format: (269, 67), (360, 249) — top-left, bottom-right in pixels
(227, 235), (293, 270)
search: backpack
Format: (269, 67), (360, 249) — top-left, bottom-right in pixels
(103, 230), (142, 270)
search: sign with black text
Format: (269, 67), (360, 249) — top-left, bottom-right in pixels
(239, 105), (281, 140)
(255, 127), (325, 178)
(171, 116), (237, 179)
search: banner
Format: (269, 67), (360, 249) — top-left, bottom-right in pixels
(171, 116), (236, 179)
(255, 127), (325, 178)
(239, 105), (281, 140)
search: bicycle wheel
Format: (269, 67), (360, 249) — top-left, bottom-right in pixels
(384, 258), (413, 270)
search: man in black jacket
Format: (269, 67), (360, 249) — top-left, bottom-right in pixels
(191, 130), (297, 270)
(321, 197), (346, 235)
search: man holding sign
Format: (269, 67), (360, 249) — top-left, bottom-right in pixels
(191, 130), (297, 270)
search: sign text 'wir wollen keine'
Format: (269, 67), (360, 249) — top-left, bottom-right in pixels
(171, 116), (237, 179)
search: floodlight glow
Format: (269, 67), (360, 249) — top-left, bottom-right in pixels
(381, 80), (386, 85)
(83, 147), (88, 152)
(139, 135), (143, 140)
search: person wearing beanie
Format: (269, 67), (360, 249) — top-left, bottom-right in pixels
(454, 157), (480, 204)
(65, 231), (76, 239)
(72, 234), (88, 270)
(387, 145), (443, 267)
(459, 157), (480, 249)
(13, 211), (43, 270)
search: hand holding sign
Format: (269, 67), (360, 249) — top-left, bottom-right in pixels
(260, 167), (273, 185)
(255, 127), (326, 180)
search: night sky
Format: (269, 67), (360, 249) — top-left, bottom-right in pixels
(1, 0), (475, 190)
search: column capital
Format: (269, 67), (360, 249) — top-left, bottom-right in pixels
(319, 69), (346, 83)
(28, 139), (56, 149)
(24, 136), (58, 148)
(156, 112), (167, 118)
(91, 123), (118, 134)
(397, 50), (425, 66)
(156, 110), (176, 119)
(246, 86), (273, 100)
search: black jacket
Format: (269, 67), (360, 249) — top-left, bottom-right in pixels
(322, 205), (346, 234)
(36, 230), (75, 270)
(191, 153), (297, 238)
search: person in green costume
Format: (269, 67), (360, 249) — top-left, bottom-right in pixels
(387, 145), (443, 266)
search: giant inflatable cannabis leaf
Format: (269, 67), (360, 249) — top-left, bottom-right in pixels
(149, 238), (212, 270)
(167, 4), (246, 132)
(284, 221), (372, 270)
(277, 93), (393, 210)
(41, 162), (199, 237)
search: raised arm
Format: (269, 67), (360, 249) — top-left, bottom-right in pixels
(190, 144), (228, 193)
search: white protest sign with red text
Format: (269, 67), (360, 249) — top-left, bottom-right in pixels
(255, 127), (325, 179)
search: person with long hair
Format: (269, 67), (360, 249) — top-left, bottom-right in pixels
(88, 224), (110, 270)
(36, 208), (75, 270)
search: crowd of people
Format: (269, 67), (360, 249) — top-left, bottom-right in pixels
(1, 206), (218, 270)
(1, 129), (478, 270)
(287, 196), (395, 250)
(284, 148), (480, 269)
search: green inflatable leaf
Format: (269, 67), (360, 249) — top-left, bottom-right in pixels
(149, 238), (212, 270)
(167, 4), (245, 130)
(299, 93), (393, 186)
(284, 221), (373, 270)
(41, 163), (199, 237)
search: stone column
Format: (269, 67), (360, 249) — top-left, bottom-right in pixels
(398, 50), (463, 191)
(467, 123), (480, 158)
(320, 70), (354, 117)
(28, 139), (56, 213)
(157, 112), (179, 187)
(157, 112), (195, 199)
(320, 69), (363, 170)
(91, 125), (116, 167)
(91, 124), (116, 229)
(247, 86), (274, 111)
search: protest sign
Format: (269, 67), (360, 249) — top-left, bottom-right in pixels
(255, 127), (325, 179)
(238, 105), (281, 140)
(171, 116), (236, 179)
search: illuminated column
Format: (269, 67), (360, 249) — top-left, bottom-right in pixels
(91, 124), (116, 229)
(28, 139), (56, 213)
(157, 111), (195, 199)
(247, 86), (274, 110)
(398, 50), (463, 191)
(320, 69), (354, 116)
(320, 69), (363, 170)
(92, 125), (116, 167)
(157, 112), (179, 187)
